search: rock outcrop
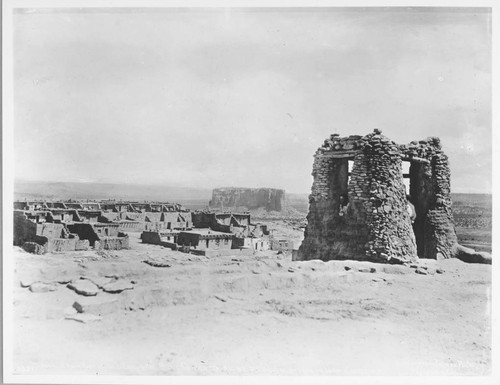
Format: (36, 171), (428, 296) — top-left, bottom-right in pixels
(209, 188), (285, 212)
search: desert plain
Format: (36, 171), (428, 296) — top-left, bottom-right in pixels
(11, 218), (491, 376)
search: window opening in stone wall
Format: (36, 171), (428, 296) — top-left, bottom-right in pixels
(348, 160), (354, 184)
(402, 161), (411, 194)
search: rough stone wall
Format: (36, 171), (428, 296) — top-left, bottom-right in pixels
(297, 145), (351, 260)
(22, 242), (45, 254)
(403, 137), (458, 259)
(209, 188), (285, 211)
(357, 133), (418, 263)
(298, 130), (456, 263)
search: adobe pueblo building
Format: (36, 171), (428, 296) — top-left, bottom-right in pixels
(297, 129), (460, 264)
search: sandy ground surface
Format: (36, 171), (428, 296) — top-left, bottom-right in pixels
(10, 226), (491, 376)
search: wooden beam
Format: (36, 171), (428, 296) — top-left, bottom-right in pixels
(317, 152), (356, 159)
(400, 155), (430, 164)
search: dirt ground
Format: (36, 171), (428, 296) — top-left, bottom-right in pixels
(10, 225), (491, 376)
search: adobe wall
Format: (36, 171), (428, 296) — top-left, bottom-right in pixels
(189, 248), (254, 257)
(297, 130), (458, 263)
(14, 212), (37, 245)
(67, 223), (100, 246)
(270, 238), (294, 253)
(37, 223), (66, 239)
(97, 236), (129, 250)
(14, 212), (71, 246)
(43, 238), (89, 253)
(141, 231), (162, 245)
(119, 221), (144, 232)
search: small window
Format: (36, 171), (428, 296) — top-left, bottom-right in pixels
(402, 161), (411, 193)
(348, 160), (354, 184)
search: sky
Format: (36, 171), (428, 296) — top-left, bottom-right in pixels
(12, 7), (492, 193)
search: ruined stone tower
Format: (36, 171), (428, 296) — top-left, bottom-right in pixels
(297, 129), (459, 264)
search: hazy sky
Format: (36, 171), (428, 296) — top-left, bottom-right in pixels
(13, 7), (491, 193)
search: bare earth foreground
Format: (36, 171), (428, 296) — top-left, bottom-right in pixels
(11, 227), (491, 376)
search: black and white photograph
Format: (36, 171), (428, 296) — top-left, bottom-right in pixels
(2, 1), (498, 383)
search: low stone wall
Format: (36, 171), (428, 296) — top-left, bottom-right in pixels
(23, 237), (90, 253)
(76, 239), (90, 251)
(190, 248), (255, 257)
(141, 231), (162, 245)
(44, 238), (77, 252)
(21, 242), (45, 254)
(98, 236), (129, 250)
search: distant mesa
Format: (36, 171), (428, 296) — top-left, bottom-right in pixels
(209, 187), (285, 212)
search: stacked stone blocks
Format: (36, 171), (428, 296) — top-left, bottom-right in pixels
(298, 130), (459, 263)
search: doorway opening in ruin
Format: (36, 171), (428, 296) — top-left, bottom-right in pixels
(407, 160), (434, 258)
(347, 160), (354, 184)
(402, 160), (420, 255)
(330, 158), (350, 215)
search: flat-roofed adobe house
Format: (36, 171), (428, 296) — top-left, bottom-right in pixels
(66, 222), (129, 250)
(177, 229), (233, 256)
(13, 210), (89, 253)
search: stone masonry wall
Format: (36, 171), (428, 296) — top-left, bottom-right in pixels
(358, 133), (417, 263)
(403, 137), (458, 259)
(298, 134), (366, 261)
(298, 130), (457, 263)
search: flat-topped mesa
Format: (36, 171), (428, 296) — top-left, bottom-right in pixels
(297, 129), (459, 264)
(209, 187), (285, 212)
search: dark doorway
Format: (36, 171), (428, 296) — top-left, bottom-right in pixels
(409, 160), (434, 258)
(330, 158), (349, 216)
